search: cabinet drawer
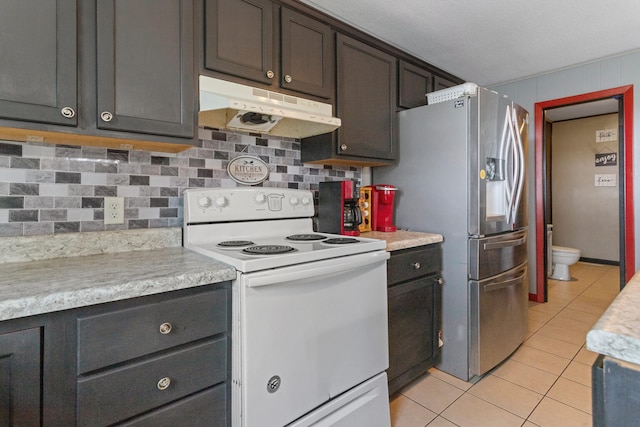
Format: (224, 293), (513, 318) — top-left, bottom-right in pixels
(78, 287), (228, 374)
(77, 337), (227, 426)
(119, 383), (227, 427)
(387, 244), (442, 285)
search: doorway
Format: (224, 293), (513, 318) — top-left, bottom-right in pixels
(533, 86), (635, 302)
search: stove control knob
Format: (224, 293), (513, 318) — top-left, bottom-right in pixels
(289, 196), (299, 206)
(215, 196), (227, 208)
(301, 196), (311, 206)
(198, 197), (211, 208)
(255, 193), (266, 204)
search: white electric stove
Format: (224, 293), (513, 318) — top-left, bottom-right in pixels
(183, 187), (391, 427)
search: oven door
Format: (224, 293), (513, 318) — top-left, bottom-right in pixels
(233, 250), (391, 427)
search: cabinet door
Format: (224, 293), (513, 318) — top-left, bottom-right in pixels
(0, 0), (77, 126)
(0, 328), (41, 426)
(387, 275), (440, 395)
(280, 8), (333, 99)
(204, 0), (274, 85)
(96, 0), (195, 138)
(336, 34), (397, 160)
(433, 75), (458, 91)
(398, 61), (432, 109)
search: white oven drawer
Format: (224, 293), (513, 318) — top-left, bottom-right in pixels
(234, 250), (390, 427)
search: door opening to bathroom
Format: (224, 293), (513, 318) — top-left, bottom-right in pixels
(534, 85), (634, 302)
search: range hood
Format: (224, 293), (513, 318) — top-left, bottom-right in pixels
(199, 76), (341, 139)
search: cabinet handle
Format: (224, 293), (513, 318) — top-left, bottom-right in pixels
(60, 107), (76, 119)
(157, 377), (171, 390)
(100, 111), (113, 122)
(284, 74), (293, 83)
(412, 262), (421, 269)
(438, 278), (443, 285)
(266, 70), (275, 79)
(340, 144), (348, 151)
(159, 322), (172, 335)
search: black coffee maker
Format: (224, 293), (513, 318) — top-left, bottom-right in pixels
(318, 181), (362, 236)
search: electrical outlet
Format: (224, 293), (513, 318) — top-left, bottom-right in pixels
(104, 197), (125, 225)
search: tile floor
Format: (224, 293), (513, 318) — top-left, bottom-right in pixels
(389, 262), (620, 427)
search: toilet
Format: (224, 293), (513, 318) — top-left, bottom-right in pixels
(547, 224), (581, 281)
(551, 246), (581, 281)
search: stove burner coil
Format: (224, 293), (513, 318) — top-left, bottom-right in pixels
(286, 234), (327, 241)
(217, 240), (255, 247)
(323, 238), (361, 245)
(242, 245), (297, 255)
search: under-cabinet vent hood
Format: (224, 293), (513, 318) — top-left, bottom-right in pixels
(199, 76), (341, 139)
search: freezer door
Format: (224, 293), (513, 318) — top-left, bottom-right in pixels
(469, 262), (528, 378)
(469, 89), (528, 236)
(468, 229), (528, 280)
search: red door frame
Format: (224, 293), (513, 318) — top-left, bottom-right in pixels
(533, 85), (635, 302)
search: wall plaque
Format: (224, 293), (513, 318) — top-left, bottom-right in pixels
(227, 155), (270, 185)
(595, 152), (617, 166)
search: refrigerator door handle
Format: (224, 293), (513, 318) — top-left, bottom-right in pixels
(483, 269), (527, 292)
(501, 106), (515, 222)
(511, 112), (526, 224)
(483, 235), (527, 250)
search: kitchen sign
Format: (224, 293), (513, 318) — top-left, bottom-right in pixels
(595, 152), (617, 166)
(227, 155), (269, 185)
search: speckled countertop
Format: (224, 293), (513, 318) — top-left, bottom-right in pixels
(0, 228), (235, 322)
(361, 230), (443, 251)
(0, 227), (442, 323)
(587, 271), (640, 364)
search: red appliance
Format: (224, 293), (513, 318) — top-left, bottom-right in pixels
(318, 180), (362, 236)
(371, 185), (398, 232)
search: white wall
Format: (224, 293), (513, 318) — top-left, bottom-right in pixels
(491, 50), (640, 289)
(552, 114), (619, 261)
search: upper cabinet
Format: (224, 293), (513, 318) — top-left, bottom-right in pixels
(0, 0), (78, 126)
(433, 75), (459, 91)
(203, 0), (334, 99)
(204, 0), (274, 85)
(0, 0), (196, 149)
(398, 60), (432, 109)
(96, 0), (195, 138)
(279, 8), (334, 98)
(302, 34), (397, 166)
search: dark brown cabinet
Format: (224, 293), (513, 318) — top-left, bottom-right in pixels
(96, 0), (195, 138)
(0, 0), (196, 147)
(434, 75), (459, 91)
(387, 244), (442, 395)
(204, 0), (333, 99)
(0, 283), (230, 426)
(0, 0), (77, 126)
(75, 285), (230, 426)
(398, 60), (432, 109)
(302, 34), (397, 166)
(0, 328), (42, 426)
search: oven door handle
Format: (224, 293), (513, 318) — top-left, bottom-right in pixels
(243, 251), (390, 288)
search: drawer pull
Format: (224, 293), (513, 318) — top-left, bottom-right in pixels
(412, 262), (421, 269)
(438, 278), (443, 285)
(100, 111), (113, 122)
(157, 377), (171, 390)
(159, 322), (172, 335)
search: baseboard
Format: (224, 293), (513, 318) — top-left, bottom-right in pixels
(579, 257), (619, 266)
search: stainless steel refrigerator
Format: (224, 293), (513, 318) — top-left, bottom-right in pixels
(374, 84), (529, 381)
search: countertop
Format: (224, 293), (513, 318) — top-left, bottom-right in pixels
(0, 227), (442, 323)
(361, 230), (443, 251)
(587, 270), (640, 364)
(0, 228), (236, 322)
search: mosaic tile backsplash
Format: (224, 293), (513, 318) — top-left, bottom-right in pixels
(0, 128), (361, 236)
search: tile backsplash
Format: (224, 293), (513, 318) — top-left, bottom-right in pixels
(0, 128), (361, 236)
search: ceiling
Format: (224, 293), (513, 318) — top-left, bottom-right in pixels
(297, 0), (640, 87)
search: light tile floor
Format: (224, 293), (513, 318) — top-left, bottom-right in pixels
(390, 262), (620, 427)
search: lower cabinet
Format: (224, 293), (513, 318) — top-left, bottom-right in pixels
(387, 244), (442, 395)
(592, 354), (640, 427)
(0, 282), (231, 426)
(0, 328), (41, 426)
